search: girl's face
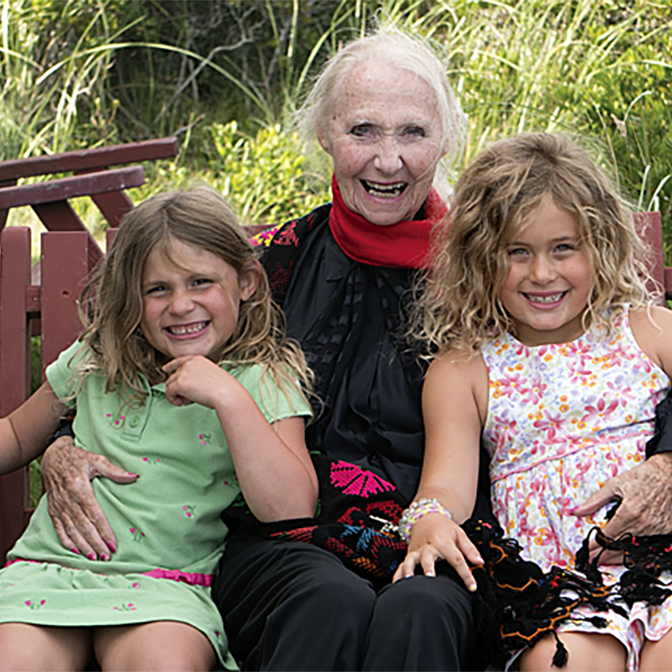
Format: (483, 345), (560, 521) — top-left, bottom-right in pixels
(499, 195), (593, 347)
(140, 238), (258, 364)
(317, 60), (445, 226)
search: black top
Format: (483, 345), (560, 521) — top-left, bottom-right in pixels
(262, 204), (427, 502)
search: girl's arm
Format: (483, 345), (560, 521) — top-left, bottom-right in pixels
(0, 383), (67, 475)
(163, 355), (318, 522)
(393, 351), (488, 590)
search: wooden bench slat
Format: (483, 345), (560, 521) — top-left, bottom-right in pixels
(0, 166), (145, 210)
(0, 137), (179, 183)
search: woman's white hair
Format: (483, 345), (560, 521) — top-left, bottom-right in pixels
(297, 26), (467, 170)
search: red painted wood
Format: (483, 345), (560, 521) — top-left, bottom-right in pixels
(40, 232), (89, 374)
(0, 137), (179, 183)
(0, 227), (32, 563)
(32, 202), (103, 269)
(0, 167), (144, 210)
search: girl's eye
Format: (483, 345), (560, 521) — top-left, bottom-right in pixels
(555, 243), (575, 253)
(507, 247), (528, 257)
(193, 278), (213, 287)
(145, 285), (167, 295)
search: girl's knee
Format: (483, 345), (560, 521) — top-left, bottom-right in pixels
(95, 622), (215, 672)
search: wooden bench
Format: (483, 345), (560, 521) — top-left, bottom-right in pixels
(0, 139), (180, 561)
(0, 207), (670, 563)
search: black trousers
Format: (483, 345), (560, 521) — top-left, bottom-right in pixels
(213, 530), (476, 671)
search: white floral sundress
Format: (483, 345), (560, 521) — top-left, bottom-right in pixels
(481, 315), (671, 670)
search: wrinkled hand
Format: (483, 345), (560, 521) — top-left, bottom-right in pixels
(41, 436), (138, 560)
(393, 514), (483, 591)
(163, 356), (232, 408)
(573, 453), (672, 562)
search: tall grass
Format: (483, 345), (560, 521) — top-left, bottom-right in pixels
(2, 0), (671, 259)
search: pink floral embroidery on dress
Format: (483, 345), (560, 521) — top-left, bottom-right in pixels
(329, 461), (394, 497)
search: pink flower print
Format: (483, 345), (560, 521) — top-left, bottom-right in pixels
(492, 415), (518, 448)
(198, 432), (211, 446)
(106, 412), (125, 427)
(131, 582), (141, 589)
(214, 631), (221, 638)
(532, 410), (566, 440)
(25, 599), (46, 610)
(582, 397), (620, 430)
(183, 505), (196, 518)
(129, 527), (145, 542)
(141, 456), (162, 465)
(520, 380), (547, 405)
(496, 371), (524, 399)
(329, 461), (395, 497)
(113, 603), (137, 612)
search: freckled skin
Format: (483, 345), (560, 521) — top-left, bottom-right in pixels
(317, 60), (446, 226)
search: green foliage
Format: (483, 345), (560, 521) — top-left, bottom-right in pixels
(1, 0), (671, 260)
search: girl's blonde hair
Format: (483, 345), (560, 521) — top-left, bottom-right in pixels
(418, 132), (654, 356)
(78, 186), (312, 403)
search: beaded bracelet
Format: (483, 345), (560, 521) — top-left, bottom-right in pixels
(397, 498), (452, 543)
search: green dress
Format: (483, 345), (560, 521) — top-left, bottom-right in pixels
(0, 341), (312, 668)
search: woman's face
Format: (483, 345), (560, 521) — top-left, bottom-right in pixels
(318, 60), (446, 226)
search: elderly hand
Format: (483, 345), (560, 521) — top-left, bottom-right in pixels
(41, 435), (138, 560)
(572, 452), (672, 562)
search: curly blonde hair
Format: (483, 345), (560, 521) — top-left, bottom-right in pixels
(77, 186), (312, 404)
(417, 133), (654, 356)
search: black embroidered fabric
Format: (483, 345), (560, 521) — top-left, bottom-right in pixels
(261, 205), (428, 501)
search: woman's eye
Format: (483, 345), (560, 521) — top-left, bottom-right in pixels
(404, 126), (426, 138)
(349, 124), (372, 137)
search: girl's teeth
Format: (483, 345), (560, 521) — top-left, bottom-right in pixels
(362, 181), (406, 198)
(168, 322), (207, 335)
(526, 292), (565, 304)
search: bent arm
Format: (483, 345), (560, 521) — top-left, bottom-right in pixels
(394, 352), (487, 589)
(164, 356), (318, 522)
(0, 383), (65, 475)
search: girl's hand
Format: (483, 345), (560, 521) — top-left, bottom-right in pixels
(393, 513), (483, 591)
(163, 356), (233, 408)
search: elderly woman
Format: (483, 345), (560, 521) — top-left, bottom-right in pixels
(39, 28), (672, 671)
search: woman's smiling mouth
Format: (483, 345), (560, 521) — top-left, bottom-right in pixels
(361, 180), (407, 198)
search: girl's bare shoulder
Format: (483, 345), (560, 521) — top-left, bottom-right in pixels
(629, 305), (672, 376)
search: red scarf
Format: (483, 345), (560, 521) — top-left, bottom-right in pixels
(328, 175), (447, 269)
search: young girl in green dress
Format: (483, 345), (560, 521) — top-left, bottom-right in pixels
(0, 186), (316, 671)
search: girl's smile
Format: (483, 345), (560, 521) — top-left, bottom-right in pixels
(140, 239), (258, 364)
(499, 196), (593, 346)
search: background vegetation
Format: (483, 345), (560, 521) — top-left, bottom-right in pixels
(2, 0), (671, 259)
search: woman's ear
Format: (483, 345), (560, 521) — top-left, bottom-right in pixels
(238, 259), (261, 301)
(316, 126), (333, 156)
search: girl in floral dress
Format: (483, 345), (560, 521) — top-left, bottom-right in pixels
(395, 133), (672, 671)
(0, 187), (316, 670)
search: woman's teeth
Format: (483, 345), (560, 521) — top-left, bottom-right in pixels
(167, 322), (207, 335)
(524, 292), (566, 304)
(362, 180), (406, 198)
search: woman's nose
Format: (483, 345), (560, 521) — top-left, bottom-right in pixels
(372, 136), (403, 174)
